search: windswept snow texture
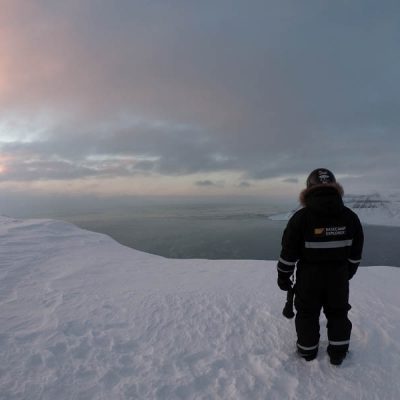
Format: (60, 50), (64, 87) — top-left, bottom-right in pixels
(1, 216), (400, 400)
(269, 193), (400, 227)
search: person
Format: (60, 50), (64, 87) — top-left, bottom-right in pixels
(277, 168), (364, 365)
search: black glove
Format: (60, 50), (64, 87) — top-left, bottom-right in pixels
(277, 271), (292, 291)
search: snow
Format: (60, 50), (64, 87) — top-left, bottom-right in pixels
(1, 216), (400, 400)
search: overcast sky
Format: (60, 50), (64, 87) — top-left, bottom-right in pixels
(1, 0), (399, 207)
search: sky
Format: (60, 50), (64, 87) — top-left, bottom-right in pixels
(1, 0), (400, 210)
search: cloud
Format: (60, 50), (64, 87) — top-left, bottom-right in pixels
(0, 119), (235, 180)
(0, 1), (399, 194)
(282, 178), (299, 184)
(195, 180), (225, 188)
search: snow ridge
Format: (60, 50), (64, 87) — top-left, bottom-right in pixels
(0, 216), (400, 399)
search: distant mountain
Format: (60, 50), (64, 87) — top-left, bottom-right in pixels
(269, 193), (400, 227)
(345, 193), (400, 226)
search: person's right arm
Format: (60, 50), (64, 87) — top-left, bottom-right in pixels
(277, 211), (304, 290)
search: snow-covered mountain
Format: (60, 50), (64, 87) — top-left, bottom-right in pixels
(269, 193), (400, 227)
(345, 193), (400, 226)
(1, 216), (400, 399)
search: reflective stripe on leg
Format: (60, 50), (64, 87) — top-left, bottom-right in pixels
(329, 340), (350, 346)
(297, 343), (319, 351)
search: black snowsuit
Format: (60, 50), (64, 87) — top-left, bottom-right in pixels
(277, 184), (364, 359)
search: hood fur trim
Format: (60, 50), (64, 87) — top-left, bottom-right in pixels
(299, 182), (344, 207)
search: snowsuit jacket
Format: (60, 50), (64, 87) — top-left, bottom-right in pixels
(277, 183), (364, 280)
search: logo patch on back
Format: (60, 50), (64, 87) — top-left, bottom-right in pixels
(314, 226), (347, 236)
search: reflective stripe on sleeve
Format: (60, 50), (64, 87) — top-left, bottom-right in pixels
(305, 240), (353, 249)
(348, 258), (361, 264)
(278, 257), (297, 266)
(277, 266), (294, 273)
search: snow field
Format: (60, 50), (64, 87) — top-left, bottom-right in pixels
(0, 216), (400, 399)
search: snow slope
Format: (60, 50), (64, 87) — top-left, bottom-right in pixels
(1, 216), (400, 400)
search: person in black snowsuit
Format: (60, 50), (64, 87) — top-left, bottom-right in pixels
(277, 168), (364, 365)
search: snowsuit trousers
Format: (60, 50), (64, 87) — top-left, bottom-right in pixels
(294, 264), (352, 358)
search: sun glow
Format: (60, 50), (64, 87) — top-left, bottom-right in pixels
(0, 156), (10, 174)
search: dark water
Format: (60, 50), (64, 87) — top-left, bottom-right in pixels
(56, 203), (399, 267)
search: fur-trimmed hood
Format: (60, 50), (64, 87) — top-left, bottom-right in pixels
(299, 182), (344, 208)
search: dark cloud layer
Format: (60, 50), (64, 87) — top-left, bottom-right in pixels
(1, 0), (399, 192)
(195, 180), (225, 188)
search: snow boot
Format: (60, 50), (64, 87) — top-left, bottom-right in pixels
(297, 348), (318, 361)
(328, 349), (347, 366)
(329, 353), (346, 366)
